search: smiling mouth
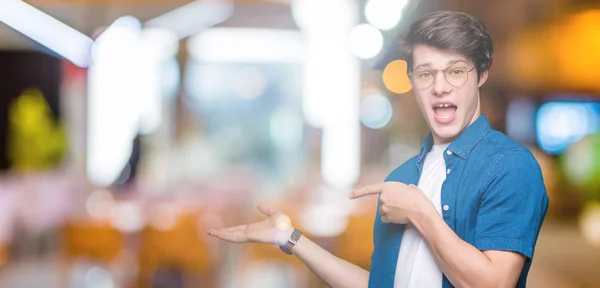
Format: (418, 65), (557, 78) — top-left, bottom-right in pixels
(433, 104), (457, 119)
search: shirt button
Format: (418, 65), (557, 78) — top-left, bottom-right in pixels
(446, 150), (452, 155)
(443, 205), (449, 211)
(446, 168), (451, 174)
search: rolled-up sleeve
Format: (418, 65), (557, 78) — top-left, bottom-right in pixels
(474, 149), (550, 261)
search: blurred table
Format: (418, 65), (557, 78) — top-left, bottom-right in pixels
(528, 220), (600, 288)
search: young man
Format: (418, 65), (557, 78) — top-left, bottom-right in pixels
(208, 10), (549, 288)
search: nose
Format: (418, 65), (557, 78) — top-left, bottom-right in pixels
(431, 72), (452, 96)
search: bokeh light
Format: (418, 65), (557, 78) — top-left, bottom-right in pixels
(269, 107), (303, 150)
(109, 202), (144, 233)
(382, 60), (412, 94)
(360, 93), (393, 129)
(150, 203), (180, 231)
(507, 98), (537, 143)
(84, 266), (115, 288)
(536, 102), (599, 155)
(275, 214), (292, 231)
(364, 0), (407, 30)
(348, 24), (383, 59)
(161, 58), (180, 100)
(562, 134), (600, 200)
(85, 189), (115, 220)
(231, 67), (267, 100)
(580, 201), (600, 248)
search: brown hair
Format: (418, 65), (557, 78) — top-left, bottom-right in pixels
(401, 11), (494, 79)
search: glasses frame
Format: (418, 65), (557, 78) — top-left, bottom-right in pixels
(408, 66), (476, 89)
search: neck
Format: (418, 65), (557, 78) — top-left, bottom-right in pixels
(433, 136), (454, 145)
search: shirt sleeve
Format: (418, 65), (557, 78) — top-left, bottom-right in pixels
(473, 149), (550, 261)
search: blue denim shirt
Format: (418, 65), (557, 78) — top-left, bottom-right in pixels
(368, 114), (549, 288)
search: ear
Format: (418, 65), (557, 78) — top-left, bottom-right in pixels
(478, 70), (489, 87)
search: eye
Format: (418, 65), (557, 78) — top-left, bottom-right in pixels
(418, 72), (433, 78)
(449, 68), (465, 76)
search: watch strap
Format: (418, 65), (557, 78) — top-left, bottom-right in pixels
(280, 228), (302, 255)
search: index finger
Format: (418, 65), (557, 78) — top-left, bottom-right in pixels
(348, 183), (385, 199)
(257, 204), (278, 217)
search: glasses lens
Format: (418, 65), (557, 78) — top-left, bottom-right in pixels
(411, 71), (434, 88)
(444, 66), (469, 87)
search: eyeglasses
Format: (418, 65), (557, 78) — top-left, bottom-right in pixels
(408, 66), (476, 89)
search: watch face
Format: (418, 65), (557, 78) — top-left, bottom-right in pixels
(291, 229), (302, 243)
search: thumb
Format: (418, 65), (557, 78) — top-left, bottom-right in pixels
(257, 204), (278, 217)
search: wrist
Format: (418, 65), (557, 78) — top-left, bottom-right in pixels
(279, 228), (303, 255)
(411, 204), (445, 244)
(410, 202), (438, 229)
(274, 227), (295, 246)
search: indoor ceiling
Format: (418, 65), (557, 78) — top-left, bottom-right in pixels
(0, 0), (295, 50)
(3, 0), (599, 95)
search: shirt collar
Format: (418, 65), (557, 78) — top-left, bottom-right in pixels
(417, 114), (491, 162)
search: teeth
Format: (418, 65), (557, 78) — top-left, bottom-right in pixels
(434, 104), (453, 108)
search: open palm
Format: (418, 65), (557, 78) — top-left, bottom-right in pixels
(207, 204), (293, 246)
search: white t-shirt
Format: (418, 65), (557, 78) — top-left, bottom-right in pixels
(394, 143), (447, 288)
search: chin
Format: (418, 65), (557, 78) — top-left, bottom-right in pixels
(432, 126), (460, 142)
(428, 115), (465, 143)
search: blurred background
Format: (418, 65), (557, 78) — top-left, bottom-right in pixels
(0, 0), (599, 287)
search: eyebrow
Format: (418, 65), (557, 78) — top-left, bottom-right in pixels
(413, 59), (469, 70)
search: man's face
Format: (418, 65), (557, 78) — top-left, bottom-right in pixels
(410, 45), (487, 144)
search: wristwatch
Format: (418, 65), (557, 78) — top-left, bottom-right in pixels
(280, 228), (303, 255)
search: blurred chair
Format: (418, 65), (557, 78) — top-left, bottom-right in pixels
(332, 193), (378, 275)
(333, 209), (375, 271)
(59, 220), (126, 287)
(0, 242), (6, 268)
(136, 212), (215, 288)
(61, 221), (124, 262)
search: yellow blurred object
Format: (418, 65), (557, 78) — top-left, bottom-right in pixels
(8, 87), (66, 171)
(382, 60), (412, 94)
(508, 9), (600, 92)
(554, 10), (600, 91)
(0, 244), (6, 268)
(506, 29), (556, 90)
(61, 221), (125, 262)
(137, 212), (213, 287)
(579, 201), (600, 248)
(334, 208), (375, 270)
(58, 221), (126, 288)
